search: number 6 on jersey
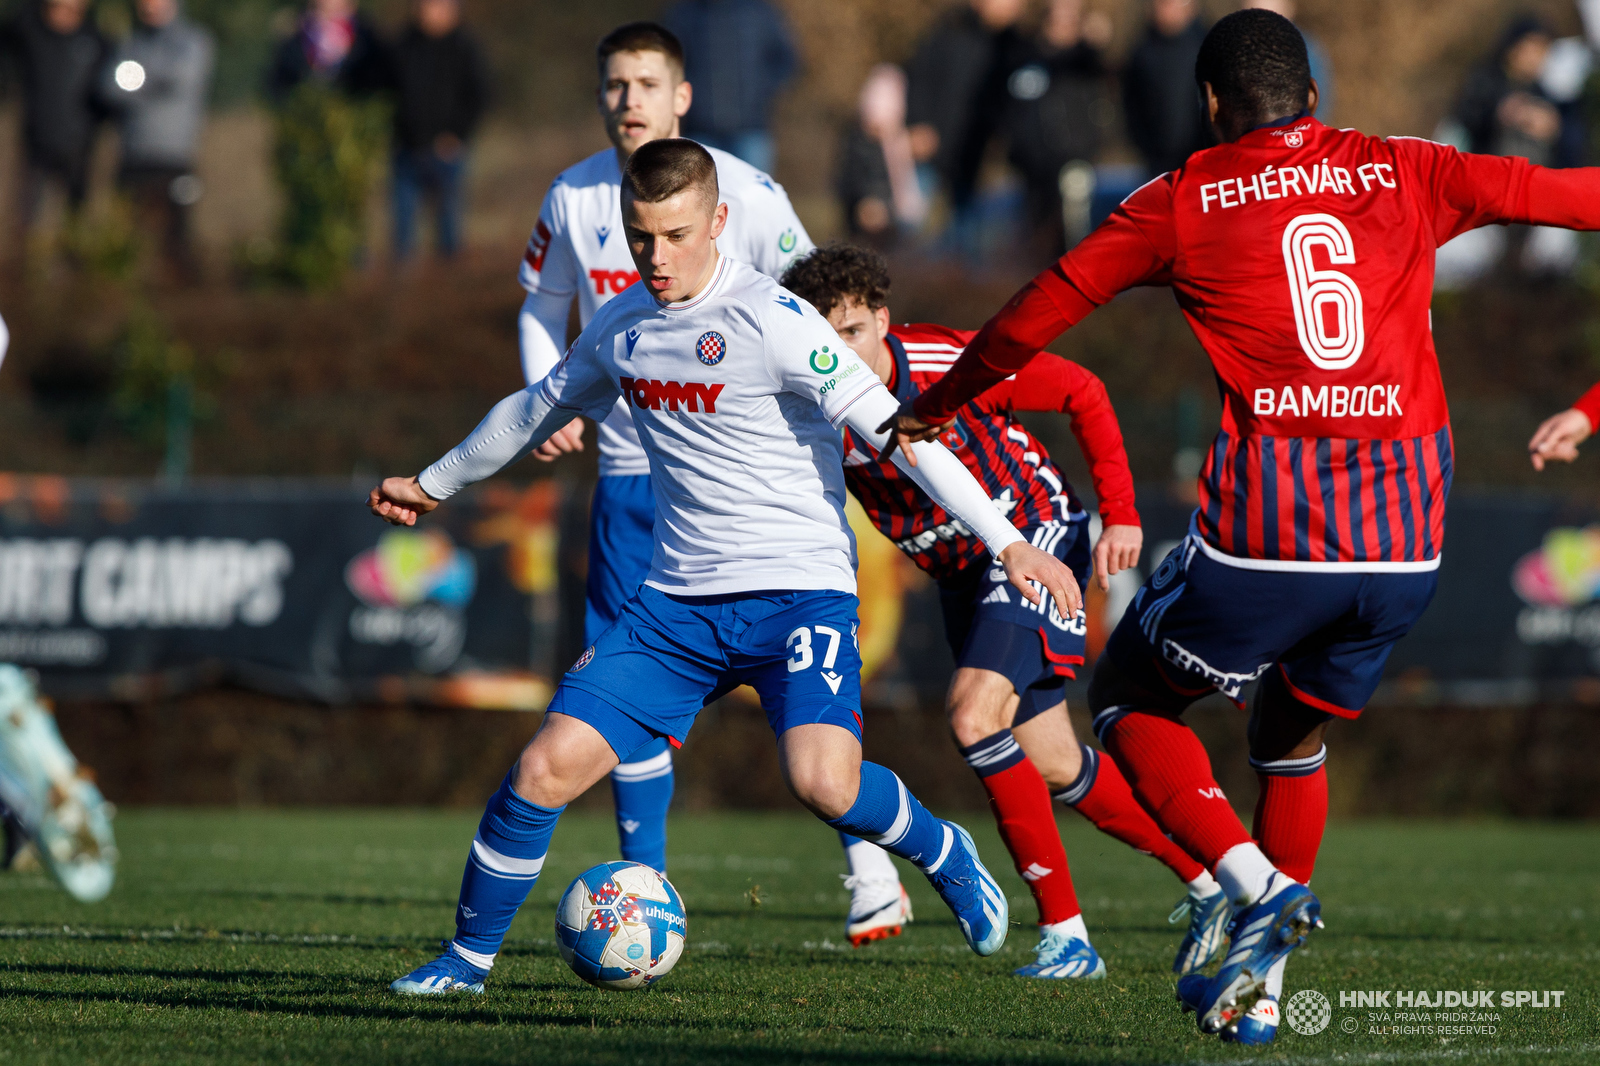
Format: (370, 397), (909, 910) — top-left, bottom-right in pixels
(1283, 213), (1364, 371)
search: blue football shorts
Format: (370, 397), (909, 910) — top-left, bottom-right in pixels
(550, 585), (866, 760)
(938, 520), (1090, 726)
(1101, 531), (1438, 726)
(585, 474), (656, 646)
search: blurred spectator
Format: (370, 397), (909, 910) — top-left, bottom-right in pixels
(836, 64), (927, 246)
(388, 0), (488, 260)
(1122, 0), (1209, 176)
(1001, 0), (1112, 258)
(1241, 0), (1333, 121)
(99, 0), (215, 282)
(1456, 17), (1560, 165)
(0, 0), (107, 254)
(906, 0), (1027, 221)
(1438, 17), (1576, 287)
(661, 0), (798, 173)
(267, 0), (390, 102)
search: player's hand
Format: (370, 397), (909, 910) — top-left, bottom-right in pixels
(874, 399), (951, 467)
(1528, 408), (1592, 471)
(998, 540), (1082, 619)
(1092, 524), (1143, 591)
(369, 476), (439, 526)
(534, 417), (586, 462)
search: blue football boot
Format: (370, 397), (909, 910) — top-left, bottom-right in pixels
(1170, 889), (1233, 974)
(923, 821), (1008, 956)
(1013, 926), (1106, 979)
(1222, 997), (1280, 1044)
(391, 942), (488, 995)
(1196, 875), (1321, 1034)
(1177, 972), (1210, 1013)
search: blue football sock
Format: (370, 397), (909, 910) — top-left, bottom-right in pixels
(451, 773), (564, 967)
(827, 762), (948, 872)
(610, 737), (673, 872)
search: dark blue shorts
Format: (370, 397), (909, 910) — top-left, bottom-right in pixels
(939, 521), (1090, 726)
(585, 474), (656, 646)
(1103, 532), (1438, 722)
(553, 585), (865, 759)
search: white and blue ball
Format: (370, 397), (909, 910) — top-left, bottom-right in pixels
(555, 861), (686, 990)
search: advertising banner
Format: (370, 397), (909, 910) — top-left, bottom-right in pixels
(0, 478), (564, 707)
(0, 477), (1592, 707)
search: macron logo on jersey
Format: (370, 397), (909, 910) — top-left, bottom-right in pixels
(621, 377), (726, 414)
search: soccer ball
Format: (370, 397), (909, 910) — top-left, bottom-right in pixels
(555, 861), (687, 990)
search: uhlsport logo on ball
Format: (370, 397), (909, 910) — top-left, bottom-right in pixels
(1285, 989), (1333, 1035)
(555, 861), (687, 991)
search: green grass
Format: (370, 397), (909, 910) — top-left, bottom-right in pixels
(0, 810), (1595, 1065)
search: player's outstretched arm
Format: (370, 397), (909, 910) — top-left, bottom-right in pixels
(369, 476), (438, 526)
(844, 386), (1081, 618)
(1529, 407), (1594, 471)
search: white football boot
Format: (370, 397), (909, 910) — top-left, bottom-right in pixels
(843, 874), (913, 946)
(0, 666), (117, 901)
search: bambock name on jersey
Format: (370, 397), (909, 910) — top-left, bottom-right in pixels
(424, 257), (1023, 596)
(517, 146), (813, 477)
(917, 117), (1600, 571)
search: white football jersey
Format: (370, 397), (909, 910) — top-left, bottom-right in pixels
(424, 256), (1022, 597)
(518, 146), (813, 477)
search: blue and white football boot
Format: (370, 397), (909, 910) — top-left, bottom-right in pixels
(1170, 889), (1233, 974)
(0, 666), (117, 902)
(1195, 874), (1322, 1034)
(1222, 997), (1280, 1044)
(923, 820), (1008, 956)
(1013, 926), (1106, 979)
(391, 942), (488, 995)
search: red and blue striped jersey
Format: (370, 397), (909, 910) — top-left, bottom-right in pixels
(918, 119), (1600, 570)
(842, 323), (1138, 581)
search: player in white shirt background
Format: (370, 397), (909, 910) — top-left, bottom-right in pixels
(375, 138), (1083, 994)
(517, 22), (911, 944)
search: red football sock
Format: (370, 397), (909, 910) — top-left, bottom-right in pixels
(1251, 747), (1329, 884)
(961, 730), (1080, 925)
(1101, 710), (1252, 868)
(1056, 744), (1206, 884)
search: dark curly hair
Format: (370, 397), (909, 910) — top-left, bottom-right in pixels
(779, 243), (890, 321)
(1195, 10), (1311, 128)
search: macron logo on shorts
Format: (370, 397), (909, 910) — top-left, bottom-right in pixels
(621, 377), (726, 414)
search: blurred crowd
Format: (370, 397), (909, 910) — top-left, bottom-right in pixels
(3, 0), (1600, 285)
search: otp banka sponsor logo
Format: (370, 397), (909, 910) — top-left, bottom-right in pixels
(344, 529), (475, 672)
(0, 536), (293, 667)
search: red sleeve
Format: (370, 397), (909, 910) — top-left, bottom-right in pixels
(914, 176), (1177, 423)
(1574, 382), (1600, 434)
(1391, 137), (1600, 244)
(983, 358), (1140, 527)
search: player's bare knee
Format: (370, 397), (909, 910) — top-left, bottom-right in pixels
(511, 746), (581, 808)
(784, 761), (858, 820)
(945, 669), (1016, 746)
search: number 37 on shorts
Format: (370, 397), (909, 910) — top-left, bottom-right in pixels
(786, 622), (858, 696)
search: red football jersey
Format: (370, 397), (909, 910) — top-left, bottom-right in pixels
(917, 117), (1600, 570)
(842, 323), (1138, 581)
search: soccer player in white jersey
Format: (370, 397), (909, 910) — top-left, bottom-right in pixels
(378, 139), (1083, 994)
(518, 21), (910, 945)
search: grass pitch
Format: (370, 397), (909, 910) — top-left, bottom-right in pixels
(0, 810), (1594, 1065)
